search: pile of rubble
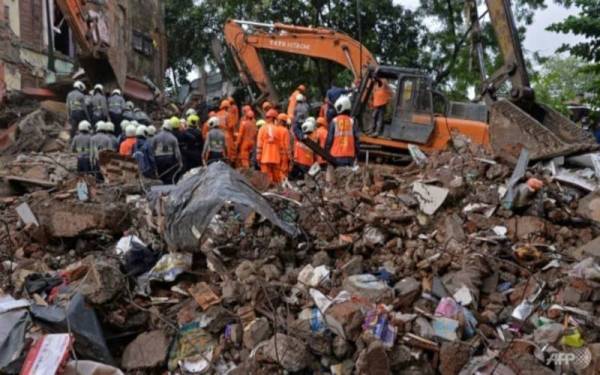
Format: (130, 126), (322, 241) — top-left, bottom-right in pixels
(2, 132), (600, 374)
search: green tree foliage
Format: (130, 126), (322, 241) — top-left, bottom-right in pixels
(531, 55), (598, 114)
(547, 0), (600, 108)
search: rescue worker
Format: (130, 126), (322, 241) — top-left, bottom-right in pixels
(371, 80), (391, 136)
(119, 125), (138, 156)
(132, 125), (156, 178)
(90, 84), (109, 125)
(256, 109), (282, 185)
(66, 81), (89, 137)
(184, 108), (197, 118)
(152, 120), (182, 184)
(325, 85), (352, 124)
(291, 117), (319, 179)
(325, 96), (360, 167)
(105, 122), (119, 150)
(236, 110), (257, 169)
(227, 96), (240, 126)
(293, 94), (310, 125)
(90, 121), (115, 178)
(70, 120), (93, 173)
(314, 116), (329, 166)
(262, 101), (273, 115)
(287, 84), (306, 120)
(123, 101), (135, 122)
(251, 119), (266, 170)
(85, 90), (94, 122)
(216, 100), (235, 162)
(181, 114), (204, 171)
(134, 107), (151, 125)
(107, 89), (126, 137)
(147, 125), (156, 140)
(202, 111), (216, 140)
(276, 113), (292, 182)
(117, 120), (130, 145)
(202, 116), (227, 165)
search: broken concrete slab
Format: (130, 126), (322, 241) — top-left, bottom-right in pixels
(261, 334), (311, 372)
(122, 330), (169, 370)
(342, 274), (393, 303)
(412, 182), (449, 215)
(577, 190), (600, 223)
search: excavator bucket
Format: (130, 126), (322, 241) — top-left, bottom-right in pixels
(488, 99), (599, 163)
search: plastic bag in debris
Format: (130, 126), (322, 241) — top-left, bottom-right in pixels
(115, 235), (160, 277)
(163, 162), (299, 251)
(0, 296), (31, 372)
(30, 293), (114, 365)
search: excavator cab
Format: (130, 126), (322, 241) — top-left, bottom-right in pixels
(353, 66), (436, 144)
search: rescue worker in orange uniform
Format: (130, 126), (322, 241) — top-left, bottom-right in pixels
(276, 113), (292, 182)
(287, 84), (306, 120)
(256, 109), (282, 185)
(325, 96), (360, 167)
(216, 100), (235, 162)
(291, 117), (319, 179)
(314, 117), (329, 167)
(119, 124), (138, 156)
(371, 80), (392, 136)
(262, 101), (273, 115)
(236, 110), (257, 169)
(228, 96), (240, 126)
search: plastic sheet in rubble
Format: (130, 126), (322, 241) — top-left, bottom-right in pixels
(163, 162), (299, 251)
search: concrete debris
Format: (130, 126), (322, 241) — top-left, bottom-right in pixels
(3, 109), (600, 374)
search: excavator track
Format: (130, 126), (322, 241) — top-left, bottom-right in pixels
(489, 100), (599, 163)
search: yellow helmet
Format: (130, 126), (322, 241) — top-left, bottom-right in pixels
(169, 116), (180, 129)
(256, 119), (266, 128)
(187, 114), (200, 127)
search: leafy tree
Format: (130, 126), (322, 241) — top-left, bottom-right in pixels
(531, 54), (598, 114)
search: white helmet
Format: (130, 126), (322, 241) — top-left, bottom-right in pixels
(105, 121), (115, 133)
(95, 121), (106, 131)
(93, 84), (104, 93)
(185, 108), (197, 117)
(78, 120), (91, 132)
(126, 101), (134, 110)
(301, 117), (316, 134)
(335, 95), (352, 114)
(120, 120), (130, 131)
(296, 94), (305, 102)
(74, 80), (86, 91)
(162, 119), (171, 130)
(147, 125), (156, 136)
(112, 89), (122, 96)
(136, 125), (147, 137)
(130, 120), (140, 128)
(208, 116), (220, 129)
(125, 125), (136, 137)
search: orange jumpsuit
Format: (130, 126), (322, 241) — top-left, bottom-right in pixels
(277, 124), (291, 181)
(217, 109), (235, 161)
(119, 137), (137, 156)
(257, 122), (281, 184)
(372, 84), (392, 108)
(314, 124), (328, 165)
(294, 131), (319, 167)
(236, 118), (257, 169)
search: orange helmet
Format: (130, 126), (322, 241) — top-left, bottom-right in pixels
(220, 100), (230, 110)
(262, 101), (273, 111)
(266, 109), (278, 119)
(298, 84), (306, 92)
(316, 117), (327, 127)
(246, 110), (255, 119)
(277, 113), (289, 123)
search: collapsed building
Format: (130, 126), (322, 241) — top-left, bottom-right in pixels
(0, 0), (167, 103)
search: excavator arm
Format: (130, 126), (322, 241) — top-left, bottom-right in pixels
(473, 0), (598, 161)
(224, 19), (377, 104)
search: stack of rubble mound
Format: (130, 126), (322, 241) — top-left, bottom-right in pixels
(2, 139), (600, 374)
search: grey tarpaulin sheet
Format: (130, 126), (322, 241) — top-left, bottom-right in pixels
(164, 162), (299, 251)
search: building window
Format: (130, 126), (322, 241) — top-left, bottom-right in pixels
(132, 31), (154, 57)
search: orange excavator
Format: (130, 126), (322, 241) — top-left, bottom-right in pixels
(224, 0), (597, 162)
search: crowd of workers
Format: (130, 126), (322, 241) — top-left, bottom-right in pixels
(67, 80), (362, 185)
